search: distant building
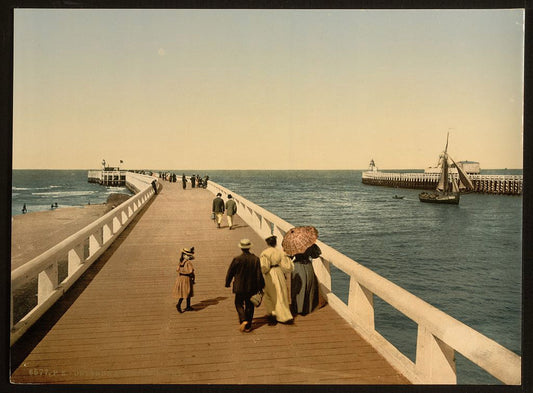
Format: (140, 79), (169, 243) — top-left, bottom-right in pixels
(457, 160), (480, 174)
(424, 160), (480, 175)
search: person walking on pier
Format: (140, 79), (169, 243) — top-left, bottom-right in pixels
(173, 247), (196, 313)
(182, 174), (187, 189)
(290, 244), (321, 316)
(212, 193), (225, 228)
(190, 175), (196, 188)
(225, 194), (237, 230)
(259, 236), (294, 324)
(225, 239), (265, 332)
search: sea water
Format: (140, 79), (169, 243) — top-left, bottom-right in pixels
(11, 169), (522, 384)
(11, 170), (132, 217)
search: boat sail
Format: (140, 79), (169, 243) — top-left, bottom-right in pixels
(419, 134), (473, 204)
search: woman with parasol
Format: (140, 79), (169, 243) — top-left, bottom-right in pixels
(282, 226), (322, 316)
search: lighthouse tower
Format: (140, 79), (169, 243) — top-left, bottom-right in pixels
(368, 159), (378, 172)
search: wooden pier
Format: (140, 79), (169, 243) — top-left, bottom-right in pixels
(362, 171), (523, 195)
(10, 180), (408, 384)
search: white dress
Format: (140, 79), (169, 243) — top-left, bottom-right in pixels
(259, 246), (294, 323)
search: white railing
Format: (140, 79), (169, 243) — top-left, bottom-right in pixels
(10, 172), (158, 345)
(207, 180), (521, 385)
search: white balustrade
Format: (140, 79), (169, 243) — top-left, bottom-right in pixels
(206, 180), (521, 385)
(10, 172), (158, 346)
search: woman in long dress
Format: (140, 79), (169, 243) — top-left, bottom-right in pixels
(172, 247), (196, 313)
(290, 244), (321, 316)
(259, 236), (294, 324)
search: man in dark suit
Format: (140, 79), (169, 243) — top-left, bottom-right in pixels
(212, 192), (225, 228)
(225, 194), (237, 230)
(225, 239), (265, 332)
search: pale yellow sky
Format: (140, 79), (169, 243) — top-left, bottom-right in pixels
(12, 9), (524, 170)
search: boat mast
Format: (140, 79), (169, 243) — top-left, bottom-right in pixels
(436, 132), (451, 193)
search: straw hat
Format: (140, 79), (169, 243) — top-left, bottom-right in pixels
(238, 239), (252, 249)
(181, 247), (195, 256)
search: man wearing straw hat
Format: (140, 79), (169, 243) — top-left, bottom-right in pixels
(225, 239), (265, 332)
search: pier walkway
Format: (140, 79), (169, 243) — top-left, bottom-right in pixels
(11, 180), (408, 384)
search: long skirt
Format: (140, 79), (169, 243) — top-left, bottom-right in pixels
(172, 275), (193, 299)
(263, 267), (293, 322)
(290, 261), (318, 315)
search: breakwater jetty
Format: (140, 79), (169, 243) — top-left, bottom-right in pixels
(9, 172), (521, 384)
(362, 171), (522, 195)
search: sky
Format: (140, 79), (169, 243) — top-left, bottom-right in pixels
(12, 8), (524, 170)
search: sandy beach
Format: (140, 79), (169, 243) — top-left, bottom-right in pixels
(11, 194), (130, 271)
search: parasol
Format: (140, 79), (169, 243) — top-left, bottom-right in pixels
(282, 226), (318, 256)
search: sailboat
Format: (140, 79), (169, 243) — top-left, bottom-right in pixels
(419, 133), (474, 204)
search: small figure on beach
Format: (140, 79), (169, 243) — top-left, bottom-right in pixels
(212, 193), (225, 228)
(225, 239), (265, 332)
(190, 175), (196, 188)
(260, 235), (294, 325)
(22, 204), (27, 214)
(182, 173), (187, 189)
(225, 194), (237, 230)
(172, 247), (196, 313)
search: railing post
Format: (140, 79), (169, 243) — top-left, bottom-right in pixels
(257, 217), (273, 239)
(89, 228), (103, 256)
(103, 222), (113, 243)
(38, 262), (58, 304)
(112, 216), (121, 233)
(415, 325), (457, 384)
(68, 243), (84, 275)
(348, 277), (375, 331)
(238, 203), (253, 227)
(313, 257), (331, 293)
(272, 225), (286, 243)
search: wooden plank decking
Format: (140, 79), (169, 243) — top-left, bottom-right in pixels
(11, 180), (409, 384)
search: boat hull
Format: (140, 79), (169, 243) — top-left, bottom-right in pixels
(418, 192), (460, 204)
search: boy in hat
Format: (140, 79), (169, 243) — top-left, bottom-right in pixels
(225, 239), (265, 332)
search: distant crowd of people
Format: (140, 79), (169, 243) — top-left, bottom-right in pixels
(159, 173), (209, 189)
